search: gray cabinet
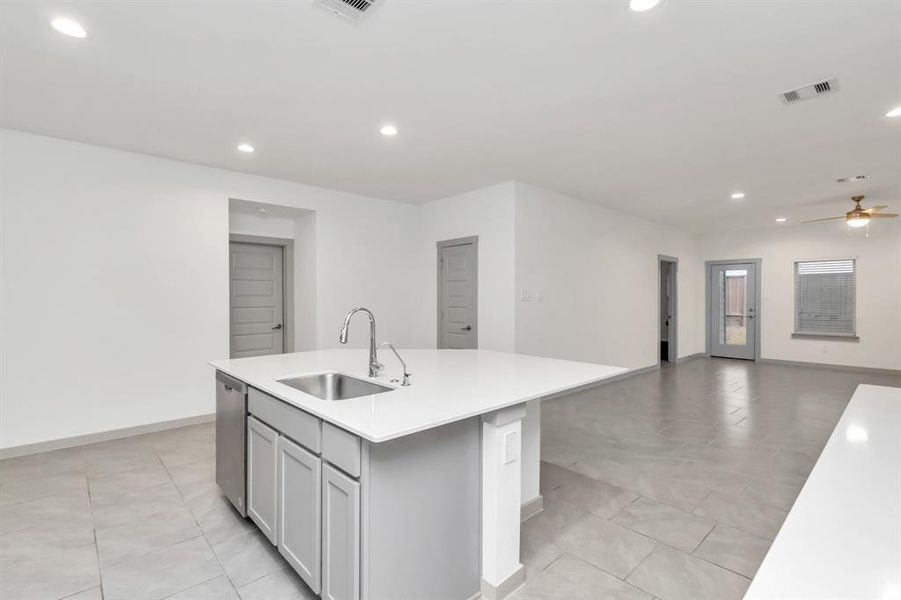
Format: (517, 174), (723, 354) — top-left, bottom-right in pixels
(322, 464), (360, 600)
(322, 422), (361, 478)
(247, 416), (278, 544)
(278, 435), (322, 593)
(231, 384), (479, 600)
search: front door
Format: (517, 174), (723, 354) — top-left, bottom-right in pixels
(437, 238), (477, 349)
(709, 262), (757, 360)
(230, 242), (285, 358)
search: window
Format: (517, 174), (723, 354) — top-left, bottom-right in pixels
(794, 259), (856, 336)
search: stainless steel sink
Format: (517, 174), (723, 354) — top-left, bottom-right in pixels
(277, 372), (393, 401)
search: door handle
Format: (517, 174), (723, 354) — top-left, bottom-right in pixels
(272, 324), (283, 330)
(746, 315), (754, 319)
(461, 325), (472, 331)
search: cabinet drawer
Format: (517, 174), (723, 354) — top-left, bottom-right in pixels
(249, 388), (321, 453)
(322, 422), (361, 478)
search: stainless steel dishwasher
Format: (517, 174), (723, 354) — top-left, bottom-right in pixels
(216, 371), (247, 516)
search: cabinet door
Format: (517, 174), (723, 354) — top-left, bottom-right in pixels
(322, 464), (360, 600)
(278, 435), (321, 593)
(247, 416), (278, 544)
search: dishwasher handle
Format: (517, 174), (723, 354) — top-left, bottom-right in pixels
(215, 371), (246, 394)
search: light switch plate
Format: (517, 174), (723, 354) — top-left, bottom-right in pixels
(503, 431), (520, 464)
(520, 289), (533, 302)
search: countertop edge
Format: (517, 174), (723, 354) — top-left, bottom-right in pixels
(744, 383), (901, 599)
(209, 356), (628, 443)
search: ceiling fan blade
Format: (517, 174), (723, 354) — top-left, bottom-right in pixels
(802, 216), (847, 223)
(868, 213), (898, 218)
(862, 205), (888, 214)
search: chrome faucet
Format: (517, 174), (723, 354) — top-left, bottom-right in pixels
(339, 307), (383, 377)
(380, 342), (411, 386)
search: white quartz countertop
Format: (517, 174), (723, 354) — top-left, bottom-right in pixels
(210, 349), (626, 443)
(745, 384), (901, 600)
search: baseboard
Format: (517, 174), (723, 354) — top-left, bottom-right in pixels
(480, 565), (525, 600)
(677, 352), (706, 363)
(0, 413), (215, 459)
(757, 358), (901, 377)
(520, 494), (544, 522)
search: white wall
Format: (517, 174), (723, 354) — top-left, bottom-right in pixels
(0, 129), (426, 449)
(229, 209), (297, 239)
(293, 211), (317, 352)
(5, 129), (894, 452)
(701, 222), (901, 370)
(513, 182), (705, 370)
(417, 182), (517, 352)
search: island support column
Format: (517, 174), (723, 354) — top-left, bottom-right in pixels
(520, 398), (543, 521)
(480, 403), (527, 600)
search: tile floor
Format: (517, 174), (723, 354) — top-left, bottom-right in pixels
(517, 357), (900, 600)
(0, 422), (315, 600)
(0, 358), (897, 600)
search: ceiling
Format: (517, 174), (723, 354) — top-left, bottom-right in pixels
(2, 0), (899, 232)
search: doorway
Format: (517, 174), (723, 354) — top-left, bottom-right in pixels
(706, 259), (761, 360)
(658, 256), (677, 364)
(229, 235), (294, 358)
(437, 236), (478, 349)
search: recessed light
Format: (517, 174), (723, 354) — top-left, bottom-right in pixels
(776, 217), (787, 223)
(886, 106), (901, 118)
(237, 143), (255, 153)
(837, 175), (868, 183)
(630, 0), (661, 11)
(257, 207), (267, 214)
(51, 17), (87, 38)
(380, 124), (398, 137)
(730, 192), (745, 200)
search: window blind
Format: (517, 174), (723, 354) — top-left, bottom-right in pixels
(794, 259), (856, 335)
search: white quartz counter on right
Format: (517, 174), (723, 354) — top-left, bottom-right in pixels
(745, 383), (901, 600)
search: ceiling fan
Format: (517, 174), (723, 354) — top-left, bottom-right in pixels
(803, 195), (898, 228)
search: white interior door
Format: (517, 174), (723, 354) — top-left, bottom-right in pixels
(709, 262), (757, 360)
(438, 239), (477, 349)
(230, 242), (284, 358)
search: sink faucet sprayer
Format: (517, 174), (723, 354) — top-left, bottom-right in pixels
(380, 342), (411, 386)
(339, 307), (383, 377)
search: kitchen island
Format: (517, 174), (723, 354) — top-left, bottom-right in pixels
(210, 349), (625, 600)
(745, 384), (901, 600)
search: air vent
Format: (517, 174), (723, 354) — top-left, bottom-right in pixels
(779, 78), (839, 104)
(316, 0), (376, 22)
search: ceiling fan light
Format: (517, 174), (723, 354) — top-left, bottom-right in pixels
(630, 0), (661, 11)
(847, 216), (870, 228)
